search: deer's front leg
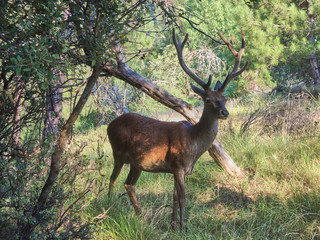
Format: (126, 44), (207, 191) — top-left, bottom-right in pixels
(171, 187), (178, 229)
(124, 165), (142, 215)
(174, 171), (186, 230)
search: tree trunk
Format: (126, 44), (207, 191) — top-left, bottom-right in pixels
(104, 52), (244, 177)
(209, 140), (244, 176)
(20, 64), (103, 239)
(307, 0), (320, 86)
(12, 79), (23, 148)
(309, 53), (320, 86)
(43, 70), (64, 141)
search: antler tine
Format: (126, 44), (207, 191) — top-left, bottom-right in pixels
(241, 29), (245, 48)
(218, 32), (238, 56)
(172, 28), (210, 90)
(205, 75), (212, 89)
(230, 34), (234, 47)
(218, 29), (248, 93)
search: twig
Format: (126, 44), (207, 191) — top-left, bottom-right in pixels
(56, 188), (92, 230)
(92, 193), (127, 224)
(181, 16), (224, 45)
(56, 78), (87, 89)
(240, 108), (260, 134)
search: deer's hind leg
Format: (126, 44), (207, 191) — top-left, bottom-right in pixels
(108, 155), (124, 197)
(124, 164), (142, 215)
(174, 171), (186, 230)
(171, 187), (179, 229)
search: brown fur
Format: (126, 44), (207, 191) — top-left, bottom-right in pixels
(107, 29), (246, 230)
(107, 90), (226, 230)
(108, 113), (194, 173)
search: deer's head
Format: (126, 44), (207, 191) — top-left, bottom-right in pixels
(172, 29), (248, 120)
(190, 79), (229, 119)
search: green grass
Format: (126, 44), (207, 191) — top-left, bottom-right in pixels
(71, 94), (320, 239)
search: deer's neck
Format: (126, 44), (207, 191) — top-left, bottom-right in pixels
(192, 105), (219, 155)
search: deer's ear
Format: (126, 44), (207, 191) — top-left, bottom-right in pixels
(214, 80), (223, 91)
(191, 83), (205, 98)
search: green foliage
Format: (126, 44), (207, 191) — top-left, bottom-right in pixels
(2, 0), (320, 238)
(94, 212), (159, 240)
(250, 0), (320, 84)
(1, 1), (69, 81)
(177, 0), (320, 91)
(0, 0), (182, 238)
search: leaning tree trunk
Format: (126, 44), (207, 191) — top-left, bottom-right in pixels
(20, 64), (103, 240)
(103, 44), (244, 177)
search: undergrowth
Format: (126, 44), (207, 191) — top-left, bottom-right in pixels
(72, 93), (320, 239)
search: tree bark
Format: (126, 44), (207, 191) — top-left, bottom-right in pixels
(12, 79), (23, 148)
(104, 46), (244, 177)
(307, 0), (320, 86)
(209, 140), (244, 176)
(43, 70), (64, 141)
(309, 53), (320, 86)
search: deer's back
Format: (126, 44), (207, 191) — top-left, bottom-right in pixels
(107, 113), (194, 173)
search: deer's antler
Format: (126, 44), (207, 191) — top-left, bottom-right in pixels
(217, 29), (248, 93)
(172, 28), (212, 90)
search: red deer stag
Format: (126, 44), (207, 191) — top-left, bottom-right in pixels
(107, 29), (248, 229)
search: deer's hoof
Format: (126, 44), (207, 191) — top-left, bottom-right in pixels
(171, 221), (177, 230)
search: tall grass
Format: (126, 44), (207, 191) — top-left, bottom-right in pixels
(73, 93), (320, 239)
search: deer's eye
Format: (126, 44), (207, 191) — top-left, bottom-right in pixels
(206, 98), (211, 104)
(211, 101), (218, 108)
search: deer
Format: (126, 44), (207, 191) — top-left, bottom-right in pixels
(107, 28), (248, 229)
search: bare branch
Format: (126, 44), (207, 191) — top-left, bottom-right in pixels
(92, 193), (126, 224)
(0, 32), (10, 43)
(56, 188), (91, 230)
(117, 0), (147, 23)
(52, 78), (87, 89)
(181, 16), (224, 45)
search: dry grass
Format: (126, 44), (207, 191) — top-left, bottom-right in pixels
(237, 94), (320, 136)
